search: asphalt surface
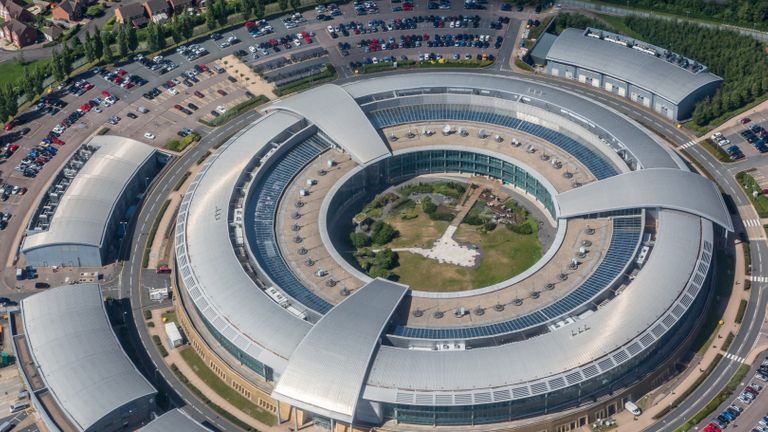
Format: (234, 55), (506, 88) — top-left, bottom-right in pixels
(117, 109), (262, 431)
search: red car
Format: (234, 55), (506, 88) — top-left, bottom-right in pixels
(51, 137), (65, 145)
(199, 64), (209, 72)
(194, 90), (205, 98)
(101, 90), (111, 97)
(8, 144), (19, 152)
(156, 265), (172, 274)
(217, 89), (228, 96)
(741, 117), (751, 124)
(703, 423), (720, 432)
(174, 104), (183, 110)
(4, 122), (12, 131)
(166, 80), (175, 88)
(79, 104), (91, 112)
(117, 68), (127, 76)
(244, 21), (255, 29)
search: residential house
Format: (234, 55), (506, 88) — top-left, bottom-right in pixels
(1, 19), (38, 47)
(114, 2), (147, 27)
(41, 24), (64, 41)
(143, 0), (168, 23)
(0, 0), (33, 23)
(167, 0), (192, 14)
(51, 0), (84, 22)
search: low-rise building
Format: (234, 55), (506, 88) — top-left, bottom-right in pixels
(0, 0), (33, 22)
(167, 0), (192, 13)
(114, 2), (147, 27)
(1, 19), (37, 47)
(143, 0), (168, 23)
(51, 0), (84, 22)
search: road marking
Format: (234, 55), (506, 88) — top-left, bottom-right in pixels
(749, 275), (768, 283)
(679, 141), (697, 150)
(724, 353), (745, 363)
(744, 219), (762, 227)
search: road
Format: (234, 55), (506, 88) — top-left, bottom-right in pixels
(117, 109), (262, 432)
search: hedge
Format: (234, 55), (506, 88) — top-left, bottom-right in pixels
(199, 95), (269, 127)
(735, 299), (748, 324)
(173, 171), (191, 192)
(152, 334), (168, 357)
(165, 132), (200, 152)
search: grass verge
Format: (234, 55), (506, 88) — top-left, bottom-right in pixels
(152, 334), (168, 357)
(736, 171), (768, 218)
(721, 331), (735, 352)
(360, 58), (494, 74)
(275, 65), (336, 96)
(196, 151), (211, 165)
(173, 171), (191, 192)
(673, 364), (750, 432)
(700, 139), (732, 163)
(199, 96), (268, 127)
(743, 240), (752, 275)
(735, 300), (748, 324)
(515, 58), (534, 71)
(165, 132), (200, 152)
(179, 347), (276, 425)
(142, 199), (171, 268)
(170, 363), (260, 432)
(652, 353), (723, 420)
(593, 13), (643, 39)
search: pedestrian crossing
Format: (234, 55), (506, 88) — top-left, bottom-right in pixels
(679, 141), (698, 150)
(743, 218), (762, 227)
(725, 353), (745, 363)
(750, 275), (768, 283)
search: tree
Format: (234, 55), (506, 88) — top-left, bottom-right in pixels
(83, 31), (96, 62)
(50, 48), (66, 82)
(117, 25), (129, 58)
(179, 15), (194, 39)
(85, 4), (105, 17)
(155, 21), (167, 49)
(101, 32), (113, 63)
(0, 84), (18, 122)
(254, 0), (264, 18)
(92, 26), (104, 60)
(370, 221), (396, 245)
(290, 0), (300, 10)
(350, 232), (371, 249)
(421, 196), (437, 214)
(205, 6), (217, 30)
(127, 25), (139, 52)
(20, 67), (35, 101)
(215, 0), (227, 26)
(278, 0), (288, 11)
(169, 17), (183, 43)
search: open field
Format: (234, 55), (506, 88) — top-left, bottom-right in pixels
(385, 205), (449, 249)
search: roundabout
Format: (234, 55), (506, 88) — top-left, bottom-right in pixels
(173, 72), (733, 430)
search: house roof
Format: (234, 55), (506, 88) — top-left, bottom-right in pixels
(4, 18), (34, 36)
(117, 2), (145, 18)
(0, 0), (30, 20)
(144, 0), (167, 13)
(169, 0), (193, 7)
(42, 25), (64, 38)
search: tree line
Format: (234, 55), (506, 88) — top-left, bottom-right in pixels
(595, 0), (768, 31)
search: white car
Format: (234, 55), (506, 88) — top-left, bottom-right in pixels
(216, 105), (227, 114)
(104, 96), (116, 104)
(248, 45), (257, 53)
(144, 132), (156, 140)
(168, 88), (179, 95)
(93, 106), (102, 113)
(293, 39), (301, 47)
(327, 25), (335, 33)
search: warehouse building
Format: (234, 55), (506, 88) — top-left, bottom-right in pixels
(544, 28), (722, 121)
(12, 283), (157, 432)
(22, 135), (166, 267)
(140, 409), (212, 432)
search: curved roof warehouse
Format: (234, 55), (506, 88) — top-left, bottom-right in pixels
(175, 72), (730, 429)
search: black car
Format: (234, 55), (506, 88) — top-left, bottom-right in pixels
(34, 282), (50, 289)
(187, 103), (199, 111)
(210, 110), (221, 117)
(126, 112), (138, 119)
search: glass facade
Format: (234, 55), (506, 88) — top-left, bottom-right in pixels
(381, 275), (709, 425)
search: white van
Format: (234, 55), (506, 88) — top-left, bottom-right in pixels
(624, 401), (641, 416)
(0, 421), (11, 432)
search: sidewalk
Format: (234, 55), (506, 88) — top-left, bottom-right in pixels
(148, 309), (286, 432)
(611, 241), (748, 430)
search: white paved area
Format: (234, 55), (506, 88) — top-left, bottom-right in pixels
(393, 226), (480, 267)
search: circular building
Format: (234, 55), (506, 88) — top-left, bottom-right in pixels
(173, 72), (732, 431)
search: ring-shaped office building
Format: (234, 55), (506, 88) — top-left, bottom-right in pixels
(173, 72), (732, 431)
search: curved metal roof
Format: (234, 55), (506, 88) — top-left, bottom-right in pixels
(273, 279), (408, 423)
(269, 84), (391, 164)
(22, 135), (156, 251)
(341, 72), (686, 170)
(176, 111), (312, 371)
(21, 283), (156, 431)
(140, 409), (211, 432)
(363, 210), (709, 402)
(546, 28), (722, 105)
(557, 168), (733, 231)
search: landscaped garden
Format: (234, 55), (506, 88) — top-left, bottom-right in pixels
(348, 180), (543, 291)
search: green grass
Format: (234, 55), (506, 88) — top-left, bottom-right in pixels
(593, 13), (643, 39)
(0, 59), (50, 88)
(162, 311), (177, 324)
(361, 58), (494, 74)
(527, 15), (554, 40)
(701, 139), (732, 163)
(515, 58), (533, 71)
(743, 240), (752, 275)
(170, 364), (260, 432)
(674, 364), (750, 432)
(393, 220), (542, 291)
(652, 353), (723, 420)
(179, 347), (276, 426)
(736, 299), (748, 324)
(721, 331), (735, 352)
(736, 171), (768, 218)
(199, 96), (269, 127)
(165, 133), (200, 152)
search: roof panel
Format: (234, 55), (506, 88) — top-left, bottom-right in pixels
(21, 284), (156, 430)
(546, 28), (722, 104)
(273, 279), (408, 422)
(140, 409), (211, 432)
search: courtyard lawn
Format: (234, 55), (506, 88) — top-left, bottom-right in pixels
(385, 206), (450, 249)
(393, 222), (542, 291)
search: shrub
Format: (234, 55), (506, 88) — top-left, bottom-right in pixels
(85, 4), (105, 17)
(421, 196), (437, 214)
(429, 211), (454, 221)
(483, 221), (497, 231)
(463, 214), (485, 225)
(350, 232), (371, 249)
(508, 221), (534, 234)
(371, 220), (396, 245)
(143, 310), (152, 320)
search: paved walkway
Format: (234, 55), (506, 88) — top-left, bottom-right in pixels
(609, 242), (749, 430)
(148, 309), (284, 432)
(221, 55), (278, 100)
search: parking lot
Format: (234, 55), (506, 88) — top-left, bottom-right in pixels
(713, 115), (768, 160)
